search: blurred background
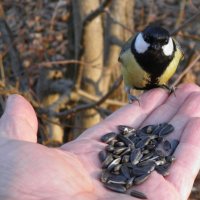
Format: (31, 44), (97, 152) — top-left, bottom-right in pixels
(0, 0), (200, 198)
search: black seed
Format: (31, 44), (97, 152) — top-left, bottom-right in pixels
(104, 183), (126, 193)
(154, 150), (165, 157)
(135, 136), (151, 149)
(117, 134), (134, 146)
(118, 125), (135, 134)
(129, 135), (140, 143)
(121, 165), (131, 179)
(126, 177), (135, 189)
(133, 173), (150, 185)
(113, 164), (122, 172)
(120, 147), (131, 156)
(107, 174), (127, 184)
(155, 163), (171, 176)
(102, 154), (113, 168)
(113, 147), (127, 155)
(99, 150), (107, 162)
(100, 170), (110, 183)
(169, 139), (179, 155)
(163, 140), (171, 152)
(140, 152), (154, 162)
(166, 155), (176, 163)
(115, 142), (125, 147)
(141, 124), (157, 134)
(158, 123), (174, 136)
(107, 157), (121, 171)
(101, 132), (117, 143)
(130, 190), (148, 199)
(131, 166), (149, 176)
(122, 155), (130, 163)
(130, 149), (143, 165)
(151, 124), (162, 135)
(106, 145), (115, 152)
(154, 159), (166, 166)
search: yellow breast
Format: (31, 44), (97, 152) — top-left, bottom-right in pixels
(120, 48), (149, 88)
(158, 47), (183, 84)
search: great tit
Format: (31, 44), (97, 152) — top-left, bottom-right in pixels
(118, 25), (184, 103)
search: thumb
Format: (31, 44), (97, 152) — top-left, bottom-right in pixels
(0, 94), (38, 142)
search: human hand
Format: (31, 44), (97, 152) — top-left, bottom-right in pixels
(1, 84), (200, 200)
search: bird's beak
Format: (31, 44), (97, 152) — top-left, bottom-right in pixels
(151, 43), (161, 50)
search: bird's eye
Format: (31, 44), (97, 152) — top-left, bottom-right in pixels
(164, 39), (168, 44)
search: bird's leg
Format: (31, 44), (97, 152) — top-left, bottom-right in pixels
(125, 86), (140, 104)
(160, 84), (176, 96)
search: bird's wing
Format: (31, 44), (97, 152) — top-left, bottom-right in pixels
(173, 38), (184, 60)
(118, 35), (136, 62)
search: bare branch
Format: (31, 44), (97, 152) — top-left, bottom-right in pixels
(171, 10), (200, 36)
(173, 52), (200, 87)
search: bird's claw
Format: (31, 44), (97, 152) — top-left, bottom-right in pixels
(160, 85), (176, 96)
(128, 94), (140, 105)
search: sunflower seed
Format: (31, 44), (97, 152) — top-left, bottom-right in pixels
(135, 136), (151, 149)
(158, 123), (174, 136)
(166, 155), (176, 163)
(126, 177), (135, 189)
(115, 141), (125, 147)
(106, 145), (115, 152)
(130, 149), (143, 165)
(169, 139), (179, 155)
(163, 140), (171, 152)
(130, 190), (148, 199)
(99, 150), (107, 162)
(100, 170), (110, 183)
(140, 152), (154, 162)
(101, 132), (117, 143)
(113, 164), (122, 172)
(117, 134), (134, 146)
(104, 182), (126, 193)
(155, 163), (171, 176)
(107, 174), (127, 184)
(131, 166), (149, 176)
(118, 125), (135, 134)
(102, 154), (113, 168)
(107, 157), (121, 171)
(121, 165), (131, 179)
(133, 173), (150, 185)
(122, 155), (130, 163)
(113, 147), (127, 155)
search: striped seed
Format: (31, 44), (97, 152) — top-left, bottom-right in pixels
(130, 190), (148, 199)
(104, 183), (126, 193)
(101, 132), (117, 143)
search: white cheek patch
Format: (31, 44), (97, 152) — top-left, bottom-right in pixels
(134, 33), (150, 53)
(162, 38), (174, 56)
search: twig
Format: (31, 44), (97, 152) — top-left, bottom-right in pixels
(173, 53), (200, 87)
(0, 18), (28, 91)
(104, 9), (134, 34)
(171, 10), (200, 35)
(82, 0), (112, 27)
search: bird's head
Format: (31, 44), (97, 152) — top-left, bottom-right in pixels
(134, 25), (174, 56)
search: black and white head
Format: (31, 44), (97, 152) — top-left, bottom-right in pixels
(134, 25), (174, 56)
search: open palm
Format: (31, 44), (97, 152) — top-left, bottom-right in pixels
(0, 84), (200, 200)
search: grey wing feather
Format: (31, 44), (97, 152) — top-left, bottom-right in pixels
(118, 35), (135, 62)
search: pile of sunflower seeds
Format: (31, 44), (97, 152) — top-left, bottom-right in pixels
(99, 123), (179, 199)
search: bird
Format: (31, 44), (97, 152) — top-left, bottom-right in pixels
(118, 25), (184, 103)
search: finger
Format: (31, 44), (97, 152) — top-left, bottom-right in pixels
(0, 94), (38, 142)
(165, 118), (200, 200)
(78, 88), (169, 140)
(141, 83), (200, 126)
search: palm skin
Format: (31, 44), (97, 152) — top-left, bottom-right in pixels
(1, 84), (200, 200)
